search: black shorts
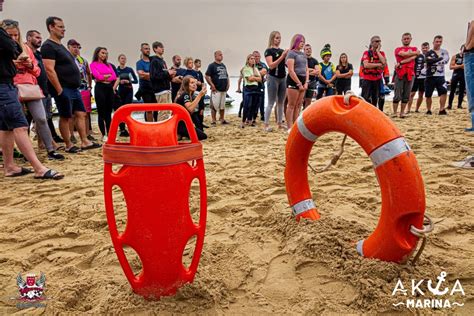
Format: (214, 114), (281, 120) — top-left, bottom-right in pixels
(411, 78), (425, 93)
(287, 75), (306, 90)
(424, 76), (447, 98)
(0, 84), (29, 131)
(305, 80), (318, 98)
(53, 87), (86, 118)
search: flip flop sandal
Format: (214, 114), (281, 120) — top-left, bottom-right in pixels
(55, 146), (65, 151)
(34, 169), (64, 180)
(65, 146), (82, 154)
(81, 142), (102, 151)
(6, 167), (34, 177)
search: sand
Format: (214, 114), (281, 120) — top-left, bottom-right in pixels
(0, 98), (473, 314)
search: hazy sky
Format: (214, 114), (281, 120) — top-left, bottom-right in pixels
(2, 0), (473, 75)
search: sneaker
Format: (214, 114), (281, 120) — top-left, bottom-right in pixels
(264, 126), (273, 132)
(458, 105), (463, 109)
(426, 110), (432, 115)
(53, 135), (64, 143)
(119, 130), (130, 137)
(439, 110), (448, 115)
(102, 135), (108, 142)
(87, 134), (97, 141)
(48, 151), (65, 161)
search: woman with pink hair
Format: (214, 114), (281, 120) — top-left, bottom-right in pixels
(285, 34), (308, 132)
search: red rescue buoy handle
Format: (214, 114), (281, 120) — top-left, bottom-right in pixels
(103, 103), (207, 298)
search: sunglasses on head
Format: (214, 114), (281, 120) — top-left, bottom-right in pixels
(3, 19), (19, 26)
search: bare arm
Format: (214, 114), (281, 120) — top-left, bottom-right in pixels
(465, 20), (474, 50)
(43, 59), (63, 94)
(137, 70), (150, 81)
(287, 58), (300, 83)
(184, 88), (207, 113)
(265, 49), (288, 70)
(236, 74), (243, 92)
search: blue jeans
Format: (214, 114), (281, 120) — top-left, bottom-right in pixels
(464, 51), (474, 113)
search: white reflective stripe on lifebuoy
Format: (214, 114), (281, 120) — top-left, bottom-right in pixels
(369, 137), (411, 168)
(296, 115), (318, 142)
(291, 199), (316, 216)
(356, 239), (365, 256)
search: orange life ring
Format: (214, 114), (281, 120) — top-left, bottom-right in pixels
(285, 94), (427, 263)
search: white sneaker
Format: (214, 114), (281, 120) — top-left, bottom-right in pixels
(102, 135), (108, 142)
(264, 126), (273, 132)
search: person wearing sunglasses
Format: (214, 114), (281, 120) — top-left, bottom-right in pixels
(360, 36), (387, 110)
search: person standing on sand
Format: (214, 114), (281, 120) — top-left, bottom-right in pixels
(264, 31), (288, 132)
(335, 53), (353, 95)
(252, 51), (268, 122)
(0, 21), (64, 180)
(194, 58), (207, 127)
(424, 35), (449, 115)
(170, 55), (183, 103)
(304, 44), (319, 108)
(136, 43), (156, 122)
(26, 30), (63, 144)
(447, 45), (465, 110)
(149, 41), (175, 105)
(41, 16), (100, 153)
(464, 20), (474, 132)
(285, 34), (308, 132)
(392, 32), (419, 118)
(407, 42), (430, 113)
(205, 50), (230, 125)
(361, 36), (387, 110)
(316, 44), (336, 99)
(240, 54), (262, 128)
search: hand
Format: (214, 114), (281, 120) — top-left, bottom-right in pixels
(236, 89), (242, 93)
(303, 82), (308, 90)
(104, 74), (111, 79)
(283, 49), (289, 56)
(201, 84), (208, 95)
(120, 79), (128, 84)
(298, 83), (304, 91)
(211, 85), (216, 92)
(169, 69), (177, 77)
(261, 68), (268, 76)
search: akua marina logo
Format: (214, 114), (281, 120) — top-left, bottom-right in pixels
(392, 271), (465, 309)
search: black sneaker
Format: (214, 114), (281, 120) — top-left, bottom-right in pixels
(202, 124), (209, 129)
(53, 136), (64, 143)
(119, 130), (130, 137)
(457, 105), (463, 109)
(439, 109), (448, 115)
(48, 151), (65, 161)
(426, 110), (432, 115)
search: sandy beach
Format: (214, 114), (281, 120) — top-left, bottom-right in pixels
(0, 98), (473, 314)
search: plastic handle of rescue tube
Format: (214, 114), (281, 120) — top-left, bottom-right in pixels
(103, 103), (207, 298)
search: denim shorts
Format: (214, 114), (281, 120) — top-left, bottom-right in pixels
(54, 87), (86, 118)
(0, 84), (29, 131)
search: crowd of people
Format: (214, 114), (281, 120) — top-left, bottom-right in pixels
(1, 15), (473, 180)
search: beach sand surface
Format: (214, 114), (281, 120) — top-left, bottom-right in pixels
(0, 98), (473, 314)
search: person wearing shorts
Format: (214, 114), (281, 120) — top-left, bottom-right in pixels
(424, 35), (449, 115)
(392, 32), (419, 118)
(41, 16), (99, 152)
(408, 42), (429, 113)
(304, 44), (319, 108)
(205, 50), (230, 125)
(0, 23), (63, 180)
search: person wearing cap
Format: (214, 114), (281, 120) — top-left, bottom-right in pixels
(316, 44), (336, 99)
(67, 39), (95, 141)
(41, 16), (100, 153)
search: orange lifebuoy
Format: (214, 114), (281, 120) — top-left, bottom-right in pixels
(285, 94), (427, 263)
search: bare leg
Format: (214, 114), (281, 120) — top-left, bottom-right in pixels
(407, 91), (416, 112)
(426, 97), (432, 112)
(399, 103), (407, 117)
(293, 91), (305, 123)
(219, 109), (225, 122)
(439, 94), (447, 112)
(392, 101), (399, 116)
(74, 111), (93, 147)
(415, 91), (424, 112)
(211, 108), (217, 123)
(286, 89), (299, 129)
(59, 117), (73, 149)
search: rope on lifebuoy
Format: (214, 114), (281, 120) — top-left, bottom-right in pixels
(409, 215), (434, 265)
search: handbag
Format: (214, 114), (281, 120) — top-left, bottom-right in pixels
(16, 84), (45, 102)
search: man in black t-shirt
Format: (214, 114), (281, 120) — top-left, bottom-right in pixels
(304, 44), (320, 108)
(205, 50), (230, 125)
(41, 16), (99, 153)
(170, 55), (183, 102)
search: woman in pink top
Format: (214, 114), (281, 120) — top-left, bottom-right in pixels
(90, 47), (118, 141)
(4, 20), (64, 160)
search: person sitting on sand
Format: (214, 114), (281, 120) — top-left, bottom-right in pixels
(175, 76), (207, 140)
(0, 21), (63, 180)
